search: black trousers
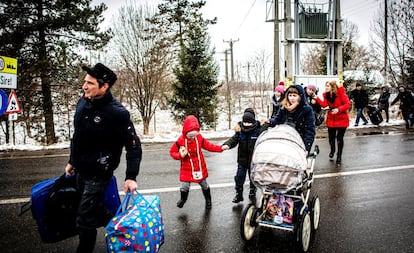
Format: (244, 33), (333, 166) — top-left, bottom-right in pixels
(328, 127), (347, 158)
(75, 175), (112, 253)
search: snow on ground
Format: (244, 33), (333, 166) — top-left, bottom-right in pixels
(0, 96), (406, 151)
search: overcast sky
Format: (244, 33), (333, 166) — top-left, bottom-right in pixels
(93, 0), (382, 78)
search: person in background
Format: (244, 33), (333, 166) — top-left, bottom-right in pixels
(349, 83), (369, 126)
(268, 84), (316, 153)
(271, 84), (285, 118)
(391, 85), (414, 129)
(170, 115), (227, 209)
(65, 63), (142, 253)
(378, 86), (390, 123)
(305, 84), (324, 126)
(222, 108), (265, 203)
(313, 80), (350, 166)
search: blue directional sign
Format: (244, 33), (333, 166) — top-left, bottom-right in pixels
(0, 89), (8, 115)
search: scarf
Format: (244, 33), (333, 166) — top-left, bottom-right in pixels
(326, 92), (337, 103)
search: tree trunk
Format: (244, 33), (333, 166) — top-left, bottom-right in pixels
(143, 117), (150, 135)
(38, 20), (56, 145)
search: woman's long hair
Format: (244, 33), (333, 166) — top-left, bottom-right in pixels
(326, 80), (338, 103)
(282, 86), (300, 108)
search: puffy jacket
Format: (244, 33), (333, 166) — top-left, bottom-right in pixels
(349, 88), (368, 108)
(223, 120), (264, 168)
(169, 115), (223, 183)
(391, 85), (414, 113)
(269, 84), (316, 152)
(70, 91), (142, 181)
(315, 86), (350, 128)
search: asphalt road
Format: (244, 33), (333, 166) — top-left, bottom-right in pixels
(0, 125), (413, 252)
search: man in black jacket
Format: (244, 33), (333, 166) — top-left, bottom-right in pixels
(391, 85), (414, 129)
(349, 83), (369, 126)
(64, 63), (142, 253)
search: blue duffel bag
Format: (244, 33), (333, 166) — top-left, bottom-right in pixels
(29, 174), (120, 243)
(106, 191), (164, 253)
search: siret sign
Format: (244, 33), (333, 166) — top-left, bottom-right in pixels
(0, 56), (17, 89)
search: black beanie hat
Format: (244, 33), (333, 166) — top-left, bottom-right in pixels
(242, 108), (255, 123)
(82, 63), (117, 86)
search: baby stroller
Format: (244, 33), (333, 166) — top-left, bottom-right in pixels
(240, 124), (320, 252)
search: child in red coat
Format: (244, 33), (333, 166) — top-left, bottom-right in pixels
(170, 115), (227, 209)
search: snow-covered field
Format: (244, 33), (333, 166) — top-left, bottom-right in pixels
(0, 93), (405, 151)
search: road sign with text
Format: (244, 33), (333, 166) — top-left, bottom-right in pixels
(0, 56), (18, 89)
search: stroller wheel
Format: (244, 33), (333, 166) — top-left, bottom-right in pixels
(240, 204), (257, 241)
(310, 196), (320, 231)
(297, 212), (311, 252)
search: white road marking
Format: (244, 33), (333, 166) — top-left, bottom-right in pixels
(1, 164), (413, 205)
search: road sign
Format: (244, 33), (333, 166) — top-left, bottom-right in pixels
(5, 90), (21, 114)
(8, 113), (18, 121)
(0, 89), (8, 115)
(0, 73), (17, 89)
(0, 56), (18, 89)
(0, 56), (18, 74)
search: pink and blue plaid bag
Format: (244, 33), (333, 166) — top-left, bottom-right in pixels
(105, 191), (164, 253)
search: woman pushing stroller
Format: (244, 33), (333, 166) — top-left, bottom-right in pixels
(266, 84), (316, 153)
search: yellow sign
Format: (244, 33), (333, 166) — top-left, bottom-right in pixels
(0, 56), (18, 75)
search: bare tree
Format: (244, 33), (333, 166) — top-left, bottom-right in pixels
(111, 2), (172, 135)
(301, 19), (373, 75)
(247, 49), (272, 113)
(371, 1), (414, 87)
(301, 45), (324, 75)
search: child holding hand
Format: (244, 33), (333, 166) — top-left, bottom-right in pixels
(170, 115), (227, 209)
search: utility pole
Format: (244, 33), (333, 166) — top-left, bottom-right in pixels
(223, 49), (231, 129)
(334, 0), (343, 80)
(223, 39), (239, 81)
(384, 0), (388, 85)
(274, 0), (280, 87)
(284, 0), (292, 83)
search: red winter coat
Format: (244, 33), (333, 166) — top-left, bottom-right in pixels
(169, 115), (223, 183)
(315, 87), (351, 128)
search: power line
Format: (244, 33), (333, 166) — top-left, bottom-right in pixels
(342, 0), (379, 17)
(232, 0), (257, 37)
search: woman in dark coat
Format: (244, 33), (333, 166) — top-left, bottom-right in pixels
(378, 86), (390, 123)
(269, 84), (316, 153)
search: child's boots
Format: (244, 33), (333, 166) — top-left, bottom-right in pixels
(202, 188), (212, 209)
(177, 190), (189, 208)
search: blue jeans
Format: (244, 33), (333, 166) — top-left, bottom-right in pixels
(355, 107), (368, 125)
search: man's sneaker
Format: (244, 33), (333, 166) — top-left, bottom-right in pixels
(232, 193), (243, 203)
(363, 122), (368, 125)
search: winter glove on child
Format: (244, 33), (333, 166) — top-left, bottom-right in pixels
(179, 146), (188, 158)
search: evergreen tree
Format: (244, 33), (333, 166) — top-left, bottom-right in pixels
(150, 0), (218, 127)
(0, 0), (110, 144)
(168, 22), (219, 127)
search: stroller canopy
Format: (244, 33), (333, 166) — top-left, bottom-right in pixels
(251, 124), (308, 189)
